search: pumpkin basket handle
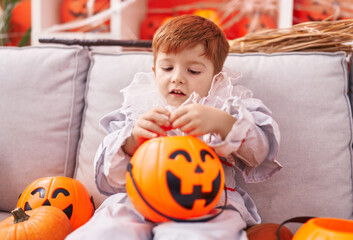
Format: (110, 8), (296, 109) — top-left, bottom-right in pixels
(276, 216), (315, 240)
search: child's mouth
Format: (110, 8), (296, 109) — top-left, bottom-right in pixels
(170, 90), (186, 96)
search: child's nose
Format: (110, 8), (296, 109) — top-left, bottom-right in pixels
(171, 70), (185, 84)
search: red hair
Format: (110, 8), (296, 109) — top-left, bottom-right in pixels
(152, 15), (229, 74)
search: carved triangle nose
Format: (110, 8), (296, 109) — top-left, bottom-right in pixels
(195, 165), (204, 173)
(42, 199), (51, 206)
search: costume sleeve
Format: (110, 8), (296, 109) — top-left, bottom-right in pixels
(93, 72), (164, 196)
(94, 109), (134, 196)
(207, 96), (282, 183)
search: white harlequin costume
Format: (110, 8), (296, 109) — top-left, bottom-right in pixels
(67, 70), (281, 240)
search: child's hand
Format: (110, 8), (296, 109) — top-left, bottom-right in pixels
(132, 106), (171, 140)
(124, 106), (171, 156)
(170, 104), (217, 136)
(170, 104), (236, 139)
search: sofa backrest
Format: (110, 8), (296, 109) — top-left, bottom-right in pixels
(77, 50), (353, 228)
(1, 46), (352, 230)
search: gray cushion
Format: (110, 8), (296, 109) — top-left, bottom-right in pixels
(0, 46), (90, 212)
(75, 52), (153, 206)
(226, 52), (353, 226)
(77, 51), (353, 227)
(0, 212), (10, 222)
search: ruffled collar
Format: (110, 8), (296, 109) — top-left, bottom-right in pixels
(120, 69), (252, 119)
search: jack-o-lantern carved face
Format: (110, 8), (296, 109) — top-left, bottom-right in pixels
(166, 149), (222, 210)
(126, 136), (225, 223)
(17, 177), (94, 230)
(23, 187), (73, 219)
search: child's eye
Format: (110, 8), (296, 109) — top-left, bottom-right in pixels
(188, 69), (201, 75)
(162, 67), (173, 71)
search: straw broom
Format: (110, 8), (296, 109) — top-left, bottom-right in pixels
(228, 19), (353, 54)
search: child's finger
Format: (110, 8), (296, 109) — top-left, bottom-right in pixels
(153, 106), (171, 117)
(179, 122), (198, 134)
(171, 113), (192, 129)
(185, 128), (203, 136)
(133, 127), (158, 139)
(169, 107), (188, 122)
(143, 109), (171, 128)
(138, 119), (168, 137)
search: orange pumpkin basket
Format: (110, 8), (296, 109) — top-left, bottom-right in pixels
(126, 136), (225, 223)
(17, 176), (95, 230)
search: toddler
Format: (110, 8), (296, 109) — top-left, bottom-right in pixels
(67, 14), (281, 240)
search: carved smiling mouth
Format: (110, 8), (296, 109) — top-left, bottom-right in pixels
(166, 170), (221, 209)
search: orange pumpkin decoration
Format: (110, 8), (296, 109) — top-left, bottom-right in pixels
(60, 0), (110, 31)
(0, 206), (73, 240)
(126, 136), (225, 222)
(293, 218), (353, 240)
(223, 13), (277, 39)
(140, 14), (170, 40)
(293, 0), (341, 24)
(7, 0), (31, 46)
(17, 176), (94, 230)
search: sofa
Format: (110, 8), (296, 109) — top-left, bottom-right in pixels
(0, 45), (352, 234)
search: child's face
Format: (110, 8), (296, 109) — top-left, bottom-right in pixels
(153, 44), (215, 107)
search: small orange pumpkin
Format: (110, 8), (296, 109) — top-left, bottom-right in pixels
(17, 176), (94, 230)
(126, 136), (225, 222)
(0, 206), (73, 240)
